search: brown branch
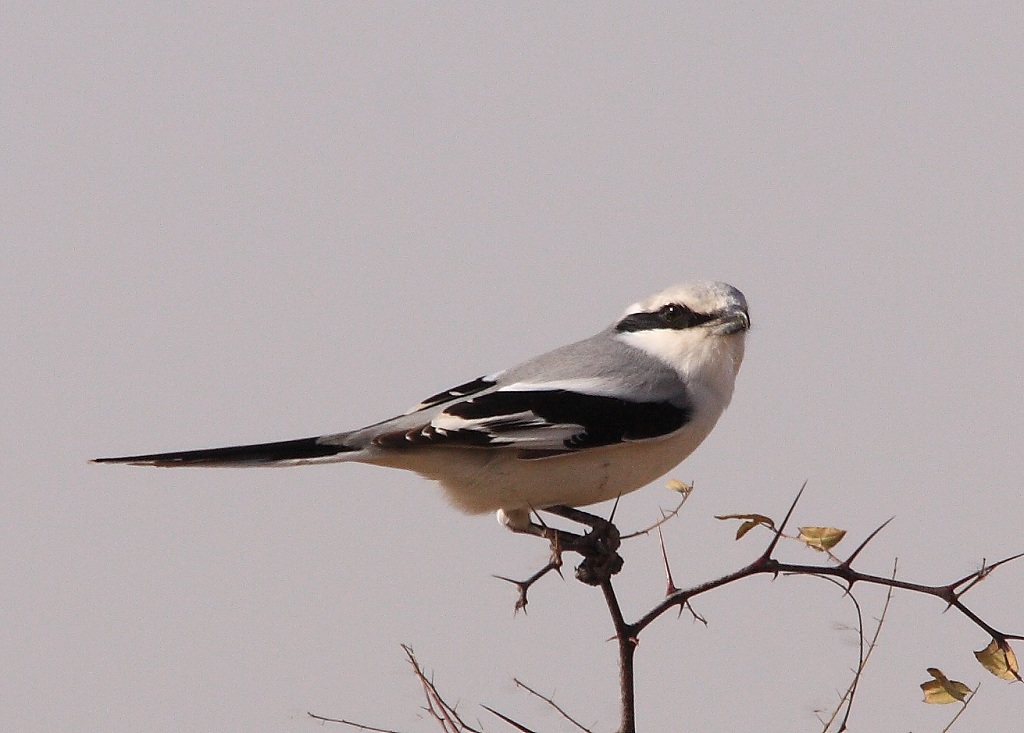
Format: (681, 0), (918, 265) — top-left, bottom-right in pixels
(629, 495), (1023, 645)
(499, 487), (1021, 732)
(603, 491), (1019, 730)
(629, 547), (1023, 644)
(494, 556), (564, 614)
(600, 578), (637, 733)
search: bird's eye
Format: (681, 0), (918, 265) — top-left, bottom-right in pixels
(660, 303), (689, 325)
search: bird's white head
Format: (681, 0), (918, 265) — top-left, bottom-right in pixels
(614, 281), (749, 401)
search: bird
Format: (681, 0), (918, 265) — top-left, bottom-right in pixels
(94, 281), (749, 532)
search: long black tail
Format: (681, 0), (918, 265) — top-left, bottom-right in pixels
(93, 436), (353, 467)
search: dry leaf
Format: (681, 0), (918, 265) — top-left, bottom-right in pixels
(798, 526), (847, 552)
(975, 639), (1020, 681)
(666, 479), (693, 497)
(714, 513), (775, 540)
(920, 668), (972, 704)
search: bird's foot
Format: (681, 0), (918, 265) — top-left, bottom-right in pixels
(542, 506), (623, 586)
(505, 505), (623, 597)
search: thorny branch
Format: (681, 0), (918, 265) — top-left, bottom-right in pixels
(313, 488), (1021, 733)
(632, 499), (1024, 646)
(501, 488), (1022, 733)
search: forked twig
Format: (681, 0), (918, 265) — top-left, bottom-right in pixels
(402, 645), (482, 733)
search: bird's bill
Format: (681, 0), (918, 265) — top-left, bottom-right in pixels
(709, 310), (750, 336)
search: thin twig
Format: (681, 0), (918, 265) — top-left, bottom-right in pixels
(940, 683), (979, 733)
(813, 577), (866, 733)
(620, 494), (690, 540)
(403, 645), (482, 733)
(512, 678), (593, 732)
(307, 712), (406, 733)
(818, 560), (897, 732)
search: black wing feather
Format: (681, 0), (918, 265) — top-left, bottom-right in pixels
(450, 390), (691, 448)
(373, 389), (691, 452)
(406, 375), (498, 413)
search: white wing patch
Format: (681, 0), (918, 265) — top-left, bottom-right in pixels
(430, 406), (579, 450)
(497, 377), (621, 395)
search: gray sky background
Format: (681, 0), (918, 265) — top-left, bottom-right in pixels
(4, 5), (1023, 732)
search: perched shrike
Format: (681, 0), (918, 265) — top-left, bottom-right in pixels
(95, 282), (749, 531)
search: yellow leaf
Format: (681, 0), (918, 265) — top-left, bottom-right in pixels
(920, 668), (972, 704)
(666, 479), (693, 497)
(798, 526), (847, 552)
(714, 513), (775, 540)
(975, 639), (1020, 681)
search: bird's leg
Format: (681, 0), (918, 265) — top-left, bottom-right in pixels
(499, 505), (625, 612)
(515, 512), (588, 548)
(542, 505), (618, 532)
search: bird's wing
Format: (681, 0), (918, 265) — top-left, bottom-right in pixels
(370, 380), (692, 456)
(92, 373), (691, 466)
